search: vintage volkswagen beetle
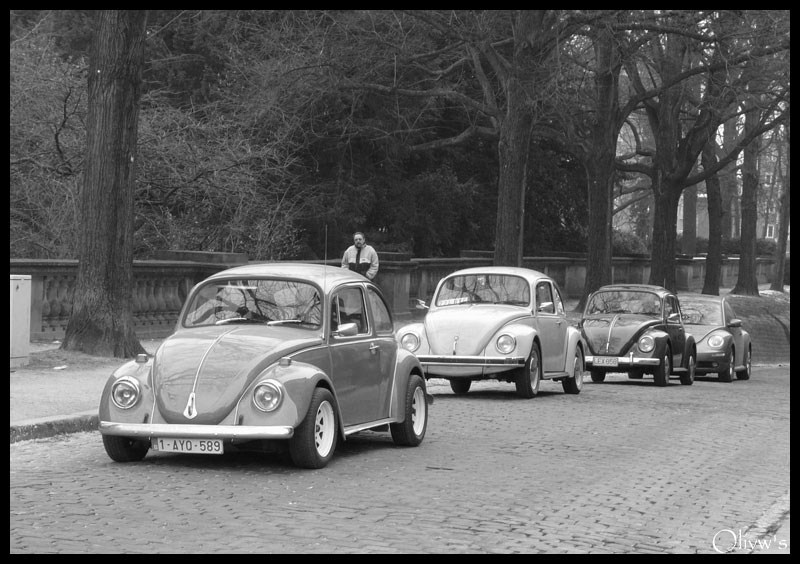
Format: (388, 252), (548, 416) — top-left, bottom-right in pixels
(580, 284), (696, 386)
(396, 266), (585, 398)
(679, 293), (752, 382)
(99, 263), (430, 469)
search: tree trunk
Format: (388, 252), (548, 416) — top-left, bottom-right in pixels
(681, 184), (697, 255)
(61, 10), (148, 357)
(719, 119), (738, 241)
(493, 79), (532, 267)
(731, 108), (760, 295)
(647, 178), (682, 291)
(770, 124), (789, 292)
(701, 141), (722, 295)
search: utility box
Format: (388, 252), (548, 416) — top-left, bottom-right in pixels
(10, 275), (31, 368)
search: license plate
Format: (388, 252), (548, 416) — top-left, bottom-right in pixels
(151, 437), (223, 455)
(593, 356), (618, 367)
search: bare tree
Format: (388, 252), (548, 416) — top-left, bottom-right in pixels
(61, 10), (148, 357)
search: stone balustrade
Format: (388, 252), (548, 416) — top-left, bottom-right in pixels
(10, 252), (775, 340)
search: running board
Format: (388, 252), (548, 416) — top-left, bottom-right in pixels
(544, 371), (570, 380)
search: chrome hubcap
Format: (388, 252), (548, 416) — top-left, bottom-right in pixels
(314, 400), (335, 457)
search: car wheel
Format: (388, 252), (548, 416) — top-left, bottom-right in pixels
(736, 347), (751, 380)
(391, 374), (428, 446)
(102, 435), (149, 462)
(680, 350), (696, 385)
(289, 387), (338, 469)
(515, 345), (541, 398)
(653, 346), (672, 387)
(628, 370), (643, 379)
(449, 379), (472, 395)
(718, 348), (734, 383)
(590, 370), (606, 383)
(562, 347), (584, 394)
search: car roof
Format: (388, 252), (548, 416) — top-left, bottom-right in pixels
(443, 266), (550, 284)
(678, 293), (726, 304)
(204, 262), (368, 293)
(593, 284), (671, 297)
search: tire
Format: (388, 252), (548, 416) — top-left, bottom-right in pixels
(391, 374), (428, 446)
(449, 379), (472, 395)
(590, 370), (606, 383)
(679, 350), (696, 386)
(562, 347), (584, 395)
(102, 435), (149, 462)
(653, 346), (672, 387)
(628, 370), (643, 379)
(736, 347), (751, 380)
(289, 387), (338, 469)
(515, 345), (542, 398)
(718, 347), (734, 383)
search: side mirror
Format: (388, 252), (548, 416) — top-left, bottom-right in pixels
(332, 322), (358, 337)
(727, 318), (742, 328)
(537, 301), (554, 313)
(667, 312), (681, 323)
(415, 299), (429, 310)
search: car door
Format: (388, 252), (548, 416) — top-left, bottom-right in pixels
(365, 287), (398, 419)
(534, 280), (568, 373)
(665, 295), (687, 369)
(328, 285), (383, 425)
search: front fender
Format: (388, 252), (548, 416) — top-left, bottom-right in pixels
(389, 348), (427, 421)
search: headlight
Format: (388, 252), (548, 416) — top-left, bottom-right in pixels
(496, 334), (516, 354)
(638, 335), (655, 353)
(111, 376), (141, 409)
(253, 380), (284, 412)
(400, 332), (420, 352)
(707, 334), (725, 348)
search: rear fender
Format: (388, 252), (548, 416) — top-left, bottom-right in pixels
(389, 349), (427, 421)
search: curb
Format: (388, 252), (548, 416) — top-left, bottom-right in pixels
(10, 411), (98, 444)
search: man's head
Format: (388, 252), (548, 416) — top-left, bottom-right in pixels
(353, 232), (365, 248)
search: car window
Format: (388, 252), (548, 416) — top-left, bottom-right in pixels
(681, 300), (723, 325)
(665, 296), (678, 320)
(183, 278), (321, 328)
(585, 290), (660, 316)
(552, 284), (565, 315)
(367, 287), (393, 334)
(723, 300), (736, 324)
(435, 274), (530, 307)
(333, 287), (368, 335)
(536, 282), (555, 314)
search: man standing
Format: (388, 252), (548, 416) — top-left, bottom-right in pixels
(341, 231), (379, 280)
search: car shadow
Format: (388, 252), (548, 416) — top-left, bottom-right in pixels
(430, 390), (563, 400)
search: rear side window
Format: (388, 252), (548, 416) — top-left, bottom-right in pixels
(367, 288), (393, 334)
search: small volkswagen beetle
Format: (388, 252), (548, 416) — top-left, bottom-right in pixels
(99, 263), (430, 469)
(679, 293), (752, 382)
(580, 284), (696, 386)
(396, 266), (585, 398)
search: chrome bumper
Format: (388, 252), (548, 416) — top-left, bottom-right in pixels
(99, 421), (294, 440)
(585, 355), (661, 368)
(416, 355), (526, 368)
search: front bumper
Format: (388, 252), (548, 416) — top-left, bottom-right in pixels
(416, 355), (526, 368)
(585, 354), (660, 370)
(100, 421), (294, 440)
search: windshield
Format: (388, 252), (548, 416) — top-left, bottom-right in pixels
(680, 300), (723, 325)
(435, 274), (530, 307)
(585, 290), (661, 317)
(183, 278), (321, 328)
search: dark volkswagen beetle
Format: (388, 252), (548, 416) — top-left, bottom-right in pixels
(580, 284), (696, 386)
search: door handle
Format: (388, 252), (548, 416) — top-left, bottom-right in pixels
(369, 343), (380, 354)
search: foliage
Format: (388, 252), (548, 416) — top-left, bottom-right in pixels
(676, 235), (779, 257)
(612, 229), (649, 256)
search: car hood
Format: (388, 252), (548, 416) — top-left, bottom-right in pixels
(582, 315), (660, 356)
(424, 305), (528, 355)
(684, 324), (720, 343)
(153, 326), (322, 424)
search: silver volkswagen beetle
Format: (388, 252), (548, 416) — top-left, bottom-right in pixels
(99, 263), (430, 469)
(397, 266), (586, 398)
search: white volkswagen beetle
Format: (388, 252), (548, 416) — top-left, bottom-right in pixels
(397, 266), (585, 398)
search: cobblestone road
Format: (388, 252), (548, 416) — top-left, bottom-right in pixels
(10, 367), (790, 554)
